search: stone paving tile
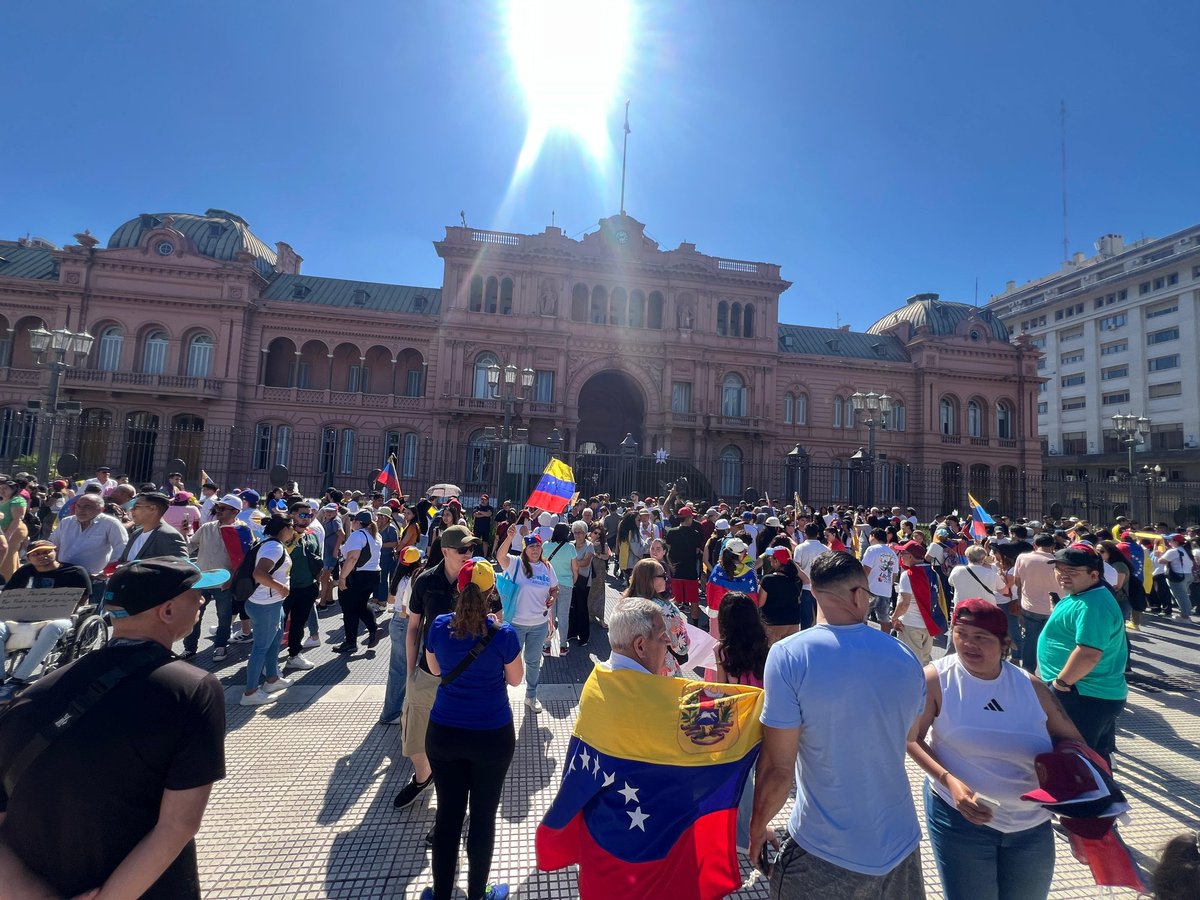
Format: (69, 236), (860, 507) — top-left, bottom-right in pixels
(190, 581), (1200, 898)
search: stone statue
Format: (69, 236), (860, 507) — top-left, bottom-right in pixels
(677, 304), (694, 330)
(539, 281), (558, 316)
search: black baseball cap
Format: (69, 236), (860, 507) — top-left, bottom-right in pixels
(104, 557), (229, 616)
(1048, 544), (1103, 570)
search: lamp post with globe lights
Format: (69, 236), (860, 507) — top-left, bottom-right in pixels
(850, 391), (893, 504)
(482, 362), (535, 501)
(1112, 412), (1150, 521)
(27, 325), (94, 487)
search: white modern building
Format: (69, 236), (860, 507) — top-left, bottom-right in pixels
(989, 224), (1200, 482)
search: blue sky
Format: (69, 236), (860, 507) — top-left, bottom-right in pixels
(3, 1), (1198, 329)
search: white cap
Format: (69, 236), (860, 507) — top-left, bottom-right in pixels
(715, 518), (730, 530)
(215, 493), (243, 511)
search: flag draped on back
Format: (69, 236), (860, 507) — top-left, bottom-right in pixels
(376, 455), (401, 493)
(907, 564), (949, 636)
(536, 666), (763, 900)
(967, 493), (994, 539)
(526, 458), (575, 514)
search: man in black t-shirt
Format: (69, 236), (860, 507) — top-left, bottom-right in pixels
(395, 524), (477, 811)
(0, 556), (228, 899)
(664, 506), (705, 622)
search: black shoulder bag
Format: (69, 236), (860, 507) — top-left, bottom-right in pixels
(439, 625), (498, 686)
(2, 642), (174, 797)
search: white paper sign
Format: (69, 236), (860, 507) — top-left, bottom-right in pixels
(0, 587), (85, 622)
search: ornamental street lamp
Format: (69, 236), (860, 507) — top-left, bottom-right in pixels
(483, 362), (535, 500)
(28, 325), (94, 487)
(849, 391), (893, 504)
(1112, 412), (1150, 521)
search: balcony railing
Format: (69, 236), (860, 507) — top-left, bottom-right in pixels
(668, 411), (698, 426)
(255, 385), (430, 409)
(970, 437), (989, 447)
(941, 435), (961, 445)
(64, 369), (225, 398)
(1, 368), (41, 385)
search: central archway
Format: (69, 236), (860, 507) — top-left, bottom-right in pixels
(576, 370), (645, 452)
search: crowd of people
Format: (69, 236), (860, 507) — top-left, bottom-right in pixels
(0, 463), (1197, 898)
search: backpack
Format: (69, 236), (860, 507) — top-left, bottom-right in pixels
(231, 538), (286, 602)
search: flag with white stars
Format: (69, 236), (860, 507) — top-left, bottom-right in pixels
(536, 666), (764, 899)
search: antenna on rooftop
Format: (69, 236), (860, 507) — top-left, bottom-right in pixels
(974, 277), (979, 307)
(619, 100), (631, 216)
(1060, 100), (1069, 263)
(552, 210), (556, 227)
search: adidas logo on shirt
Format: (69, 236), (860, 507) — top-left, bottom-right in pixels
(983, 699), (1005, 712)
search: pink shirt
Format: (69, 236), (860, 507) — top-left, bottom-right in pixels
(1013, 550), (1059, 616)
(163, 504), (201, 535)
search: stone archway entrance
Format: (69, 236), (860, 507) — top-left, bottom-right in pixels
(576, 370), (645, 452)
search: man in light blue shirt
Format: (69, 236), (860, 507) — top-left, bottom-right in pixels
(750, 550), (927, 899)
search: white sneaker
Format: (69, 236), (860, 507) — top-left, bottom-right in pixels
(302, 636), (320, 649)
(240, 689), (271, 706)
(263, 677), (293, 693)
(524, 696), (543, 714)
(208, 625), (219, 636)
(284, 654), (314, 671)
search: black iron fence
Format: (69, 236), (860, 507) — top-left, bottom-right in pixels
(3, 413), (1200, 525)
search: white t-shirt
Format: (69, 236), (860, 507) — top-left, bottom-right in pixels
(342, 529), (382, 572)
(504, 557), (558, 627)
(947, 564), (1004, 605)
(861, 543), (899, 597)
(792, 539), (826, 580)
(249, 540), (291, 604)
(897, 569), (931, 629)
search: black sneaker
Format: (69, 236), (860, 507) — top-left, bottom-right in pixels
(424, 828), (434, 849)
(332, 643), (358, 654)
(393, 773), (434, 809)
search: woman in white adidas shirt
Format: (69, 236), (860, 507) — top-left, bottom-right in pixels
(907, 599), (1084, 900)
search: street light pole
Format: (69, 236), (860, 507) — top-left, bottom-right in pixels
(1112, 412), (1150, 521)
(28, 325), (94, 487)
(485, 362), (534, 502)
(850, 391), (893, 506)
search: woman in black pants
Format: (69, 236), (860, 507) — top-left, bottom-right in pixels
(334, 510), (382, 653)
(422, 558), (523, 900)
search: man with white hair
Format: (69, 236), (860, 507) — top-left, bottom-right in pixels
(606, 598), (671, 675)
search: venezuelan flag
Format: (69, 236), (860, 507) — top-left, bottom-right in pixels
(536, 667), (763, 900)
(375, 455), (402, 493)
(907, 565), (949, 636)
(1120, 539), (1154, 598)
(967, 492), (994, 540)
(526, 458), (575, 514)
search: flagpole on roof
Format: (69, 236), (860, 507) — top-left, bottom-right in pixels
(619, 100), (631, 216)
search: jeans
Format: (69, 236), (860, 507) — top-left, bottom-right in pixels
(1168, 578), (1193, 616)
(798, 589), (816, 630)
(925, 782), (1054, 900)
(426, 720), (515, 900)
(1019, 611), (1049, 674)
(306, 603), (319, 637)
(553, 587), (571, 645)
(244, 600), (284, 692)
(0, 619), (70, 682)
(185, 587), (234, 653)
(510, 621), (548, 699)
(376, 557), (396, 601)
(1005, 609), (1023, 663)
(381, 614), (408, 722)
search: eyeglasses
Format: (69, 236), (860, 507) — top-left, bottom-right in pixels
(296, 513), (313, 520)
(447, 546), (473, 555)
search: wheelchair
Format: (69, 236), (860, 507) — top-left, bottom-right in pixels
(3, 601), (109, 681)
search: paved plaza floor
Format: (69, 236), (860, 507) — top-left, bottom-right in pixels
(184, 584), (1200, 898)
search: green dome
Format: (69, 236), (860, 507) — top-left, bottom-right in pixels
(107, 209), (277, 277)
(867, 293), (1011, 342)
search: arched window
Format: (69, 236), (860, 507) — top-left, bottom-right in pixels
(996, 401), (1013, 440)
(967, 400), (983, 438)
(97, 326), (124, 372)
(253, 423), (273, 469)
(730, 302), (742, 337)
(320, 426), (338, 477)
(890, 401), (906, 432)
(717, 301), (729, 336)
(969, 463), (991, 500)
(795, 392), (809, 425)
(466, 429), (494, 485)
(469, 275), (483, 312)
(941, 462), (963, 513)
(571, 283), (588, 321)
(647, 291), (664, 329)
(339, 427), (355, 474)
(831, 459), (844, 500)
(499, 277), (514, 315)
(402, 432), (419, 477)
(629, 290), (645, 327)
(275, 424), (292, 467)
(170, 414), (205, 477)
(0, 408), (35, 458)
(142, 330), (168, 375)
(940, 397), (957, 435)
(473, 352), (499, 399)
(743, 303), (755, 338)
(591, 286), (608, 324)
(718, 446), (743, 497)
(124, 412), (159, 483)
(832, 395), (843, 428)
(186, 334), (213, 377)
(77, 408), (112, 472)
(783, 392), (794, 424)
(484, 276), (499, 314)
(610, 287), (627, 326)
(722, 373), (747, 417)
(844, 397), (855, 428)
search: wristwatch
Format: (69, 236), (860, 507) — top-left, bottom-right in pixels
(1052, 677), (1073, 692)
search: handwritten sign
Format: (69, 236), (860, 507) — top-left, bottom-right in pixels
(0, 588), (85, 623)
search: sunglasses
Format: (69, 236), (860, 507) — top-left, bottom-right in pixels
(447, 545), (474, 555)
(296, 513), (314, 519)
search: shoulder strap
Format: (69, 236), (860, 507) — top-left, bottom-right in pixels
(2, 643), (173, 797)
(964, 565), (993, 595)
(440, 625), (498, 686)
(548, 541), (567, 561)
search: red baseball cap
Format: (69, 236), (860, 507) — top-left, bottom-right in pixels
(951, 598), (1008, 639)
(678, 506), (695, 518)
(771, 547), (792, 565)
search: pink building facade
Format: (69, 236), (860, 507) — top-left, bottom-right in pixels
(0, 209), (1042, 513)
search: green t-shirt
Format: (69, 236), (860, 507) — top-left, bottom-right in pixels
(0, 495), (27, 530)
(1037, 584), (1128, 700)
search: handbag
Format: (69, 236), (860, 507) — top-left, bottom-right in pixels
(496, 563), (520, 622)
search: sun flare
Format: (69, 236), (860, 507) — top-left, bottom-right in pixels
(505, 0), (633, 172)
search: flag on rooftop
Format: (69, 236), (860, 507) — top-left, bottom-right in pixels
(526, 458), (575, 513)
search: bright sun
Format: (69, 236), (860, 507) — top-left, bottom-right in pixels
(505, 0), (633, 171)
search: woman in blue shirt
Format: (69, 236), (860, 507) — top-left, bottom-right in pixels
(422, 558), (523, 900)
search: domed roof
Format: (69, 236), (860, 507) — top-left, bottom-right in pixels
(866, 293), (1011, 342)
(107, 209), (277, 277)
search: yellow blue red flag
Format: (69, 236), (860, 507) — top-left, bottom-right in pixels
(967, 492), (994, 539)
(526, 458), (575, 514)
(536, 666), (763, 899)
